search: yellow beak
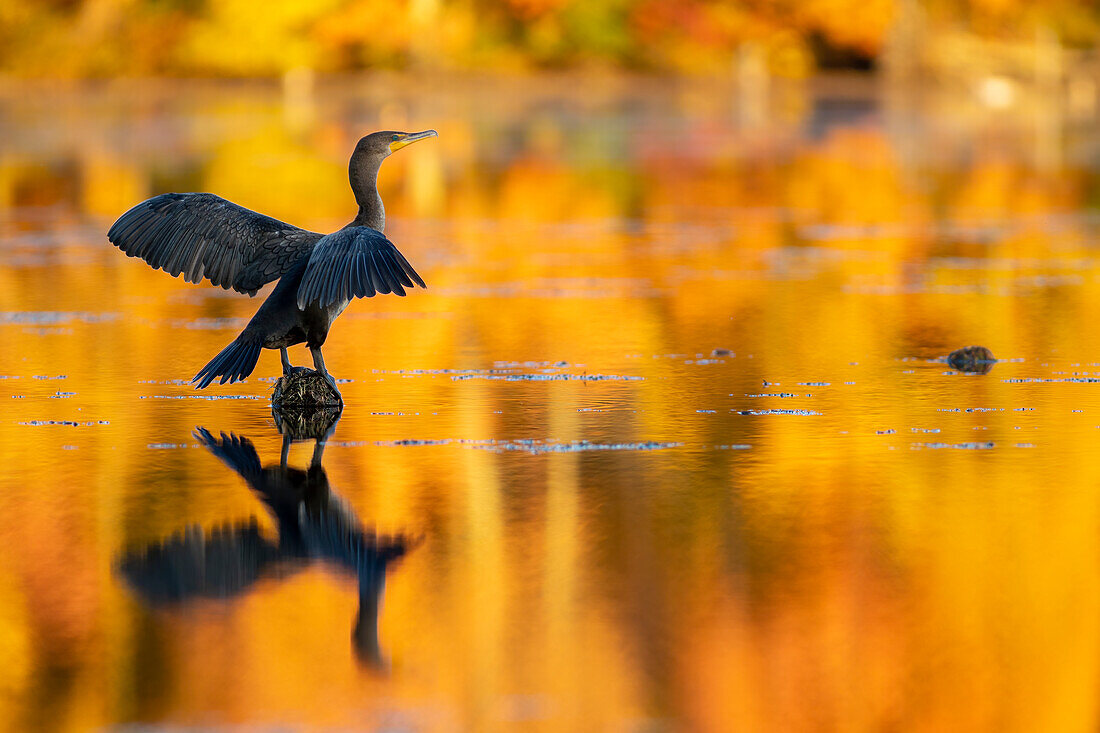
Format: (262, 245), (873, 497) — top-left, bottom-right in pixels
(389, 129), (438, 153)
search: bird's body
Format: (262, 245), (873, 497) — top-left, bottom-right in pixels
(107, 130), (437, 400)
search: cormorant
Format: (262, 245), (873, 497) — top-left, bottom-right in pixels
(107, 130), (437, 401)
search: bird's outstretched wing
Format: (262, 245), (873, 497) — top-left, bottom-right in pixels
(296, 226), (426, 309)
(108, 193), (323, 295)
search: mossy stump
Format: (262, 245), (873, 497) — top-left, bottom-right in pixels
(271, 370), (342, 438)
(272, 369), (341, 408)
(270, 371), (343, 438)
(947, 345), (996, 374)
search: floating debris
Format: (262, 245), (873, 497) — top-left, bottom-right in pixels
(375, 438), (682, 454)
(140, 395), (263, 400)
(492, 360), (570, 369)
(451, 373), (642, 382)
(938, 407), (1003, 412)
(947, 346), (996, 374)
(736, 409), (821, 416)
(474, 439), (681, 454)
(1004, 377), (1100, 383)
(911, 442), (996, 450)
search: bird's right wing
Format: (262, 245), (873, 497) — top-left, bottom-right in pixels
(108, 193), (323, 295)
(296, 226), (426, 309)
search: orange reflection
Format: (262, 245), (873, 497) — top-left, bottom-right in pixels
(2, 79), (1100, 731)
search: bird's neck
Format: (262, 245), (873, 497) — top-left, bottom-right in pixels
(350, 159), (385, 232)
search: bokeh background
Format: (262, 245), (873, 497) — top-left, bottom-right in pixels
(3, 0), (1100, 77)
(5, 2), (1100, 732)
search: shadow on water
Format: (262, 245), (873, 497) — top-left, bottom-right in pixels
(114, 412), (416, 670)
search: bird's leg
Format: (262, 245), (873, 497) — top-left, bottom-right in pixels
(280, 347), (293, 376)
(310, 346), (342, 401)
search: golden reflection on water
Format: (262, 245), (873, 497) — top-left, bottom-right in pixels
(3, 77), (1100, 730)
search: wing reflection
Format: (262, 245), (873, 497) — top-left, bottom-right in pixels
(115, 423), (415, 670)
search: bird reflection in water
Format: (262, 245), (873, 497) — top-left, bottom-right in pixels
(115, 410), (415, 669)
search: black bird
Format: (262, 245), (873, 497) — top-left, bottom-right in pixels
(107, 130), (437, 400)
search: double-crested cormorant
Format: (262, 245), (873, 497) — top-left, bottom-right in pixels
(107, 130), (437, 401)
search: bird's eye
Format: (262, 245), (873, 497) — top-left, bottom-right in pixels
(391, 135), (399, 141)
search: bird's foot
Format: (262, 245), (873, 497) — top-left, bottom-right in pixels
(285, 366), (312, 377)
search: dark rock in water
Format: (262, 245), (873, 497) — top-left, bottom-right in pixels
(947, 346), (995, 374)
(712, 348), (733, 357)
(272, 369), (341, 407)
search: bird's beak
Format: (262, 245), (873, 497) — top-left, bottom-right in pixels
(389, 129), (438, 153)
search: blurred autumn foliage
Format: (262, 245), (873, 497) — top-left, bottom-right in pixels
(2, 0), (1100, 78)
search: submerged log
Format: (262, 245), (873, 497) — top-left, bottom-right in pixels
(947, 345), (995, 374)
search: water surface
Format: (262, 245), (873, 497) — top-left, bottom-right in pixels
(2, 76), (1100, 731)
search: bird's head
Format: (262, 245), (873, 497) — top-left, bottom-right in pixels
(354, 129), (438, 161)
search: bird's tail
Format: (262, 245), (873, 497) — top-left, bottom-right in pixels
(192, 334), (263, 389)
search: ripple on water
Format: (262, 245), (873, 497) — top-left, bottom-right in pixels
(1004, 377), (1100, 383)
(370, 438), (682, 454)
(450, 373), (643, 382)
(139, 395), (264, 400)
(736, 409), (822, 416)
(0, 311), (117, 325)
(911, 442), (997, 450)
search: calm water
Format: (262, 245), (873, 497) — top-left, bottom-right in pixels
(3, 75), (1100, 731)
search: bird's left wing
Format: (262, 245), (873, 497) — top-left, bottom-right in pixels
(296, 226), (426, 309)
(108, 192), (323, 295)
